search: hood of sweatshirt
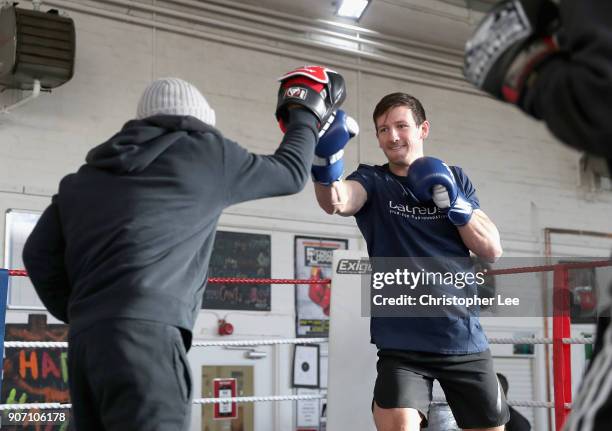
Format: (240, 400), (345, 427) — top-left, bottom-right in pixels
(85, 115), (218, 174)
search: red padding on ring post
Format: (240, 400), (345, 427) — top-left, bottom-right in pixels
(552, 266), (572, 431)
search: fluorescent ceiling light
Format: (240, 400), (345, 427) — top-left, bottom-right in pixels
(336, 0), (371, 21)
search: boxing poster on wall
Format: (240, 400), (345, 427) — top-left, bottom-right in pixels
(295, 236), (348, 337)
(562, 262), (599, 324)
(202, 230), (272, 311)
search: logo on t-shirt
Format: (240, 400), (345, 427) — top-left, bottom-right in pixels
(388, 200), (445, 221)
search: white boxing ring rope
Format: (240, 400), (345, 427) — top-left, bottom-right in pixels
(0, 336), (592, 412)
(2, 336), (594, 349)
(0, 397), (568, 411)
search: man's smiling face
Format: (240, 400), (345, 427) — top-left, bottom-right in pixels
(376, 105), (429, 172)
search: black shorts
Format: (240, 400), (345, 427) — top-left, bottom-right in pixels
(373, 348), (510, 429)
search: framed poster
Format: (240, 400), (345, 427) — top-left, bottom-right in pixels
(202, 231), (271, 311)
(295, 236), (348, 337)
(560, 261), (598, 324)
(292, 344), (320, 388)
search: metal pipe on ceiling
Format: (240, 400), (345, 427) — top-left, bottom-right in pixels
(198, 0), (464, 56)
(96, 0), (464, 79)
(161, 0), (464, 67)
(43, 0), (481, 95)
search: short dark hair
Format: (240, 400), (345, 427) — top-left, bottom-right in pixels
(372, 92), (427, 128)
(496, 373), (509, 396)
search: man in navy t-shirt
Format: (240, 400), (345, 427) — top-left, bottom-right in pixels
(313, 93), (508, 431)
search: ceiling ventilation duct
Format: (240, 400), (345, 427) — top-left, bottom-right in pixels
(0, 5), (75, 91)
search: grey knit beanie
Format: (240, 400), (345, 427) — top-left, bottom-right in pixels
(136, 77), (216, 126)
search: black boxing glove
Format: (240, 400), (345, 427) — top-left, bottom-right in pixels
(276, 65), (346, 133)
(464, 0), (561, 109)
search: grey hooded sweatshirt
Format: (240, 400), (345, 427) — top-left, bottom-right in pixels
(22, 110), (318, 340)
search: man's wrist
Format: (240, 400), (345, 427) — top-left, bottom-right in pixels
(286, 108), (319, 130)
(448, 195), (474, 226)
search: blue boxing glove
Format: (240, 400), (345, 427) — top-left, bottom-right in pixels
(407, 157), (473, 226)
(312, 110), (359, 185)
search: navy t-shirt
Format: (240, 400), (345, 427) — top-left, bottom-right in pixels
(346, 163), (489, 354)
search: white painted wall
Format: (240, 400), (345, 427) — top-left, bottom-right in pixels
(1, 1), (610, 430)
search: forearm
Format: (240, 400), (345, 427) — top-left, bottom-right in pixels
(527, 60), (612, 160)
(314, 182), (341, 214)
(225, 109), (318, 204)
(268, 109), (318, 193)
(524, 1), (612, 159)
(314, 180), (363, 216)
(314, 182), (333, 214)
(457, 210), (502, 262)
